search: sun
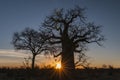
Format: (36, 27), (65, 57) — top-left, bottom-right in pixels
(56, 63), (61, 69)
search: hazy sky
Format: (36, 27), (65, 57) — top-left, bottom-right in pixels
(0, 0), (120, 68)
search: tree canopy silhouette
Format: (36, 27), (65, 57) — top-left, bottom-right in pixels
(42, 6), (104, 79)
(12, 28), (48, 70)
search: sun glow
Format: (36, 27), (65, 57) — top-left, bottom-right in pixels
(56, 63), (61, 69)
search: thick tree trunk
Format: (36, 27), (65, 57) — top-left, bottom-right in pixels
(61, 49), (75, 70)
(61, 32), (75, 70)
(31, 54), (36, 70)
(61, 41), (75, 80)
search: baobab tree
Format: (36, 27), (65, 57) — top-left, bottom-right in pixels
(42, 6), (104, 78)
(12, 28), (48, 70)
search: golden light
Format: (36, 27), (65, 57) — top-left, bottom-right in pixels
(56, 63), (61, 69)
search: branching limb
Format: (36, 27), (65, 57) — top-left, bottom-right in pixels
(54, 52), (62, 57)
(49, 40), (62, 45)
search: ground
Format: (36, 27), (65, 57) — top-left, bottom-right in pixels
(0, 67), (120, 80)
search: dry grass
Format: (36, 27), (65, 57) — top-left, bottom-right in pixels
(0, 67), (120, 80)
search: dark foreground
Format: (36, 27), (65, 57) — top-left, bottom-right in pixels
(0, 67), (120, 80)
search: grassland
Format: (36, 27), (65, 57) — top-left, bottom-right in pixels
(0, 67), (120, 80)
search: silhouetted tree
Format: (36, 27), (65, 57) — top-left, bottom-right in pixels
(12, 28), (48, 70)
(42, 6), (104, 79)
(75, 53), (90, 69)
(23, 56), (31, 68)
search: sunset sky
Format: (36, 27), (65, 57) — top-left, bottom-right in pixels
(0, 0), (120, 68)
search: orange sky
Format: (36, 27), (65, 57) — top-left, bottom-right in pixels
(0, 49), (119, 68)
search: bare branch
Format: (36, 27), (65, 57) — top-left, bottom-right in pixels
(49, 40), (61, 45)
(54, 52), (62, 57)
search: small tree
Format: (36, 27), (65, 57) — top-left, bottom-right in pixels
(22, 56), (31, 69)
(12, 28), (47, 70)
(75, 53), (90, 69)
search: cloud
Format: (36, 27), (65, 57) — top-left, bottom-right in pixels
(0, 49), (46, 58)
(0, 49), (29, 58)
(0, 49), (54, 67)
